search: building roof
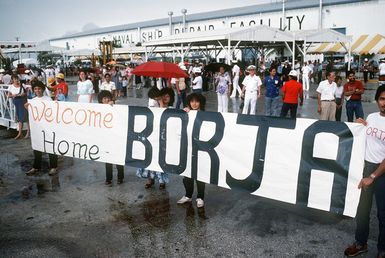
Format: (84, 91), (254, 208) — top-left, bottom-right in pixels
(50, 0), (369, 41)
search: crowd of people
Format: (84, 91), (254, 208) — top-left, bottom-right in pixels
(0, 57), (384, 257)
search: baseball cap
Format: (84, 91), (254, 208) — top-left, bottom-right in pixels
(289, 70), (298, 77)
(247, 65), (256, 70)
(56, 73), (65, 79)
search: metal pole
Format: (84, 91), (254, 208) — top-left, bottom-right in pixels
(282, 0), (286, 30)
(181, 9), (187, 33)
(168, 11), (173, 36)
(319, 0), (323, 29)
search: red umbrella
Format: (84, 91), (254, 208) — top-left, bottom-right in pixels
(132, 61), (187, 78)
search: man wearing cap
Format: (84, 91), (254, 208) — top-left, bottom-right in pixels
(25, 80), (59, 176)
(316, 71), (337, 121)
(241, 65), (262, 115)
(48, 73), (68, 101)
(282, 60), (291, 82)
(230, 60), (241, 98)
(280, 70), (303, 119)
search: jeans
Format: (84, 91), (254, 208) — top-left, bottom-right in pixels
(175, 90), (186, 109)
(183, 177), (205, 199)
(355, 161), (385, 253)
(105, 163), (124, 182)
(280, 103), (298, 119)
(265, 96), (280, 116)
(33, 150), (57, 169)
(346, 100), (364, 122)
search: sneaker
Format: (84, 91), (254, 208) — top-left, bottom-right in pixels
(105, 181), (112, 187)
(177, 196), (192, 204)
(25, 168), (39, 176)
(48, 168), (58, 176)
(344, 243), (368, 257)
(196, 198), (204, 208)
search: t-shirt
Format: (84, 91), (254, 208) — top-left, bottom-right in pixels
(7, 84), (25, 95)
(302, 65), (312, 76)
(242, 75), (262, 93)
(34, 95), (52, 101)
(365, 112), (385, 164)
(316, 80), (337, 101)
(335, 85), (344, 99)
(264, 75), (281, 98)
(148, 98), (159, 107)
(379, 63), (385, 75)
(192, 76), (203, 90)
(344, 80), (364, 101)
(99, 81), (116, 92)
(3, 74), (11, 85)
(282, 79), (303, 104)
(232, 65), (240, 77)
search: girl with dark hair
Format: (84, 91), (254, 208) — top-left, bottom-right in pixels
(77, 70), (94, 103)
(7, 74), (30, 139)
(177, 93), (207, 208)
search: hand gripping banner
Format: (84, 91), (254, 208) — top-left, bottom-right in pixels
(27, 100), (366, 217)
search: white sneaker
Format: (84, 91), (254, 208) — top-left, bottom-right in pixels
(177, 196), (192, 204)
(196, 198), (204, 208)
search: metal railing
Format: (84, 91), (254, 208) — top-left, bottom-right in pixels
(0, 84), (18, 129)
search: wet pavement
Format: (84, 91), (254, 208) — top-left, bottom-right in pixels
(0, 79), (381, 257)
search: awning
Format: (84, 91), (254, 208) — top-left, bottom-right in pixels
(307, 34), (385, 54)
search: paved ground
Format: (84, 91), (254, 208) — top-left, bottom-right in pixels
(0, 79), (381, 257)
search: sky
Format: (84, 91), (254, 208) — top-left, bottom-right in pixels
(0, 0), (275, 42)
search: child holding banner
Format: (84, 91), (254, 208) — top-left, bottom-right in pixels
(98, 90), (125, 186)
(26, 80), (58, 176)
(177, 93), (206, 208)
(136, 87), (173, 189)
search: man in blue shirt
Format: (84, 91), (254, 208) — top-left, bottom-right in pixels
(264, 67), (282, 116)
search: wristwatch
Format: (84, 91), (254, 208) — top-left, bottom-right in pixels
(369, 174), (376, 180)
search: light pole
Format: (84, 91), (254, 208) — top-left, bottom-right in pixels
(168, 11), (173, 35)
(181, 9), (187, 33)
(319, 0), (323, 29)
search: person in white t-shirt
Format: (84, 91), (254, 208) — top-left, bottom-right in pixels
(316, 71), (337, 121)
(301, 62), (312, 92)
(334, 75), (344, 121)
(241, 65), (262, 115)
(192, 68), (203, 94)
(25, 80), (58, 176)
(344, 85), (385, 258)
(230, 61), (241, 98)
(379, 59), (385, 76)
(99, 73), (117, 99)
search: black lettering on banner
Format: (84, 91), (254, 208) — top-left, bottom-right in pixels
(286, 16), (293, 30)
(249, 20), (256, 26)
(230, 22), (236, 28)
(226, 116), (296, 193)
(58, 140), (69, 155)
(191, 111), (224, 185)
(159, 109), (188, 174)
(208, 25), (215, 30)
(296, 121), (353, 214)
(42, 130), (56, 154)
(126, 107), (153, 167)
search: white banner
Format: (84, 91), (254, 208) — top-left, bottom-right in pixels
(27, 100), (366, 217)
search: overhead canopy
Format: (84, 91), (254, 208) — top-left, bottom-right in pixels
(295, 29), (352, 43)
(1, 41), (65, 54)
(307, 34), (385, 54)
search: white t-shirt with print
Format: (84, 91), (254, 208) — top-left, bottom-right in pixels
(99, 81), (116, 92)
(365, 112), (385, 164)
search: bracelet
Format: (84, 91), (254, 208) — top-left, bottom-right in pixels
(369, 174), (376, 180)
